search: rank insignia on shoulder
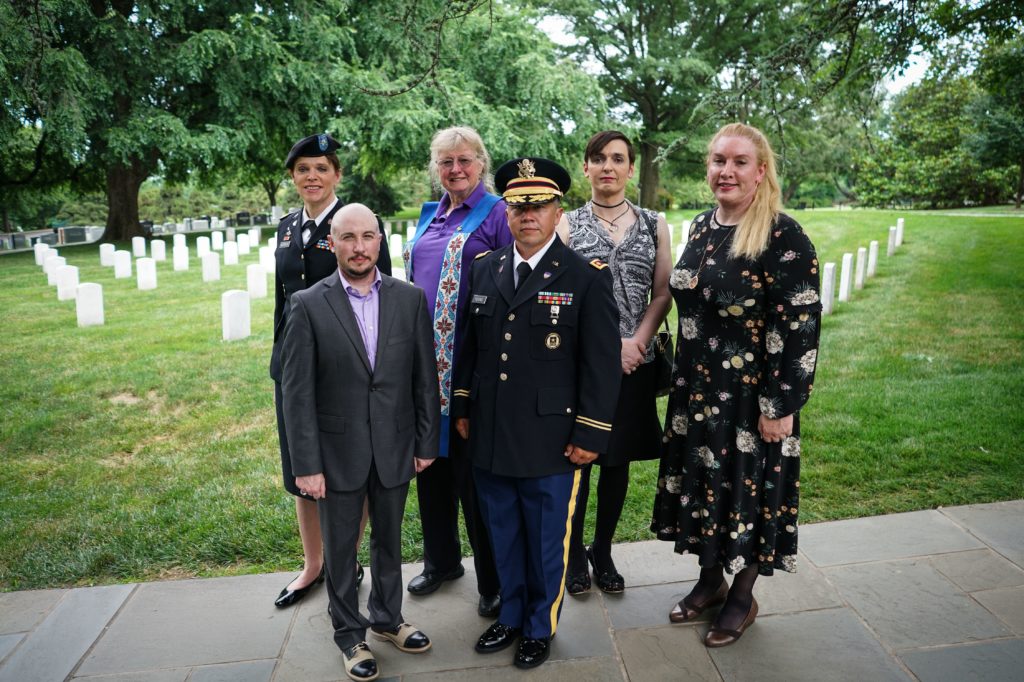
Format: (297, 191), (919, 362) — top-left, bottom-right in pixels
(472, 294), (488, 304)
(475, 250), (491, 260)
(589, 258), (608, 270)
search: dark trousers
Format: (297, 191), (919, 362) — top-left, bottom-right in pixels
(320, 461), (408, 651)
(415, 426), (500, 596)
(474, 466), (581, 639)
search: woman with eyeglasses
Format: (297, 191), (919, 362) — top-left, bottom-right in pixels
(401, 126), (511, 617)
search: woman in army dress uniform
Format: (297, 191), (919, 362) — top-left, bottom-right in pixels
(270, 133), (391, 608)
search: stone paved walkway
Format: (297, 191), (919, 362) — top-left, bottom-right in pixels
(1, 500), (1022, 681)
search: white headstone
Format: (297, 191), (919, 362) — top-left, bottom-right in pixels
(676, 243), (685, 262)
(248, 228), (260, 245)
(100, 243), (115, 266)
(896, 218), (905, 246)
(150, 239), (166, 261)
(34, 243), (50, 266)
(136, 257), (157, 290)
(132, 236), (146, 258)
(173, 233), (186, 250)
(46, 256), (67, 285)
(43, 252), (62, 278)
(202, 252), (221, 282)
(658, 211), (667, 218)
(56, 265), (80, 301)
(854, 247), (867, 290)
(114, 250), (132, 279)
(821, 262), (836, 315)
(247, 264), (267, 299)
(76, 283), (104, 327)
(867, 241), (879, 278)
(391, 267), (406, 282)
(173, 244), (189, 271)
(406, 225), (415, 241)
(259, 246), (275, 273)
(223, 241), (239, 265)
(389, 233), (403, 256)
(197, 236), (211, 257)
(237, 233), (251, 255)
(221, 290), (251, 340)
(272, 205), (283, 221)
(193, 218), (209, 232)
(838, 252), (853, 302)
(887, 226), (897, 256)
(268, 236), (277, 250)
(211, 231), (224, 251)
(226, 227), (236, 242)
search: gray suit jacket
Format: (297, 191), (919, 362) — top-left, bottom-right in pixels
(281, 269), (440, 491)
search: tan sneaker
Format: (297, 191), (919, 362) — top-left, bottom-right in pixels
(371, 622), (432, 653)
(341, 641), (378, 681)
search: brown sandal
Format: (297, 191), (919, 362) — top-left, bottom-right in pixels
(704, 598), (758, 647)
(669, 580), (728, 623)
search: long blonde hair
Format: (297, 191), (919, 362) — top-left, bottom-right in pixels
(707, 123), (781, 260)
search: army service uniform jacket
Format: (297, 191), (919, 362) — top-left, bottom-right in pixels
(451, 236), (621, 478)
(269, 204), (391, 381)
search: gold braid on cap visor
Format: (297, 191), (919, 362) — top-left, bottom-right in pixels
(502, 177), (563, 204)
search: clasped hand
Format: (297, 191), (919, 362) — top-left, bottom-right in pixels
(758, 413), (793, 443)
(621, 337), (645, 375)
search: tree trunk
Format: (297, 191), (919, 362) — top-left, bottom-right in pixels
(782, 179), (801, 206)
(638, 138), (661, 209)
(1016, 160), (1023, 210)
(262, 178), (279, 209)
(1, 204), (10, 233)
(103, 159), (148, 241)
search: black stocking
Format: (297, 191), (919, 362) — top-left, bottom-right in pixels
(716, 562), (759, 630)
(589, 463), (630, 567)
(687, 564), (726, 604)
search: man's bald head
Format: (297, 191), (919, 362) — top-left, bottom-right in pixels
(329, 203), (381, 281)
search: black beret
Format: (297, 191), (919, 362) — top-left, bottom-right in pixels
(494, 157), (571, 205)
(285, 133), (340, 169)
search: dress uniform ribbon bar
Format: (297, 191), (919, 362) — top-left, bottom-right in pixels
(537, 292), (573, 305)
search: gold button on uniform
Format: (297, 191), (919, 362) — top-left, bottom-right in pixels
(504, 332), (512, 341)
(501, 353), (508, 361)
(499, 372), (508, 381)
(508, 313), (515, 321)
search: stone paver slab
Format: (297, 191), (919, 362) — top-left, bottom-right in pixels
(709, 609), (910, 682)
(616, 625), (720, 682)
(0, 584), (133, 682)
(0, 635), (22, 665)
(800, 510), (983, 567)
(612, 539), (701, 586)
(402, 656), (624, 682)
(825, 559), (1009, 649)
(75, 574), (292, 676)
(0, 588), (65, 634)
(189, 659), (275, 682)
(942, 500), (1024, 567)
(972, 586), (1024, 634)
(73, 670), (189, 681)
(900, 639), (1024, 682)
(929, 549), (1024, 592)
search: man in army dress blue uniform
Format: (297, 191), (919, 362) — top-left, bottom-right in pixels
(452, 157), (621, 669)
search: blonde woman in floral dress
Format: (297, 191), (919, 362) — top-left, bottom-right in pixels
(650, 123), (821, 648)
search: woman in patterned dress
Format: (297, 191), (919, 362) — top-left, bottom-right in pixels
(557, 130), (672, 594)
(402, 126), (510, 616)
(650, 123), (821, 647)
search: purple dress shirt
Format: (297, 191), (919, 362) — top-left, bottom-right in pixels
(339, 268), (383, 370)
(410, 182), (513, 364)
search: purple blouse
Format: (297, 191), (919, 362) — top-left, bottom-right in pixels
(410, 182), (512, 363)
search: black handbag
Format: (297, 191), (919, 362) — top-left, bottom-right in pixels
(640, 211), (674, 397)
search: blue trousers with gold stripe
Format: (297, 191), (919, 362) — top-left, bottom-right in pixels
(473, 466), (582, 640)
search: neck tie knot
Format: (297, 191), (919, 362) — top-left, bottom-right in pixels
(515, 262), (532, 291)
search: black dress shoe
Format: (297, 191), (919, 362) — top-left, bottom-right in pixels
(587, 546), (625, 594)
(474, 622), (521, 653)
(406, 564), (465, 595)
(478, 593), (501, 618)
(274, 566), (325, 608)
(514, 636), (551, 669)
(342, 641), (378, 681)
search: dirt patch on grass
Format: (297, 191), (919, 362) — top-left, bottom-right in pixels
(100, 450), (135, 467)
(108, 392), (142, 406)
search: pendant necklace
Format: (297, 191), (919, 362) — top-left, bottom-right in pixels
(688, 211), (734, 289)
(592, 200), (631, 233)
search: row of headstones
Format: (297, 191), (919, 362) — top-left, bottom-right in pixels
(820, 219), (905, 314)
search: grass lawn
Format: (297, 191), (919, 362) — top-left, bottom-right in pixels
(1, 209), (1022, 590)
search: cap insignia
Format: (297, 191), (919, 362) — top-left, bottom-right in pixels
(517, 158), (536, 179)
(317, 134), (329, 151)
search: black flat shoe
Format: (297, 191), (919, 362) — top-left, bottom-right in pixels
(566, 570), (591, 595)
(356, 561), (364, 589)
(475, 622), (521, 653)
(587, 546), (624, 594)
(406, 564), (465, 595)
(478, 593), (501, 618)
(513, 636), (551, 669)
(274, 566), (325, 608)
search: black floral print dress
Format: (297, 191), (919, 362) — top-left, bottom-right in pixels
(650, 209), (821, 576)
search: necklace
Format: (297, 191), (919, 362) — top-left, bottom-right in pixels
(592, 197), (626, 209)
(688, 212), (734, 289)
(592, 202), (631, 232)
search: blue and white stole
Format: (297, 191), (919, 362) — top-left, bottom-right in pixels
(403, 192), (501, 456)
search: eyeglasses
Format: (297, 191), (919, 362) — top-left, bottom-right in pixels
(438, 156), (478, 170)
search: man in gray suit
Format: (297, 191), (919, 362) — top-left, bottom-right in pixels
(282, 203), (440, 682)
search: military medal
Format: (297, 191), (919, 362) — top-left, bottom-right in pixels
(545, 332), (561, 349)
